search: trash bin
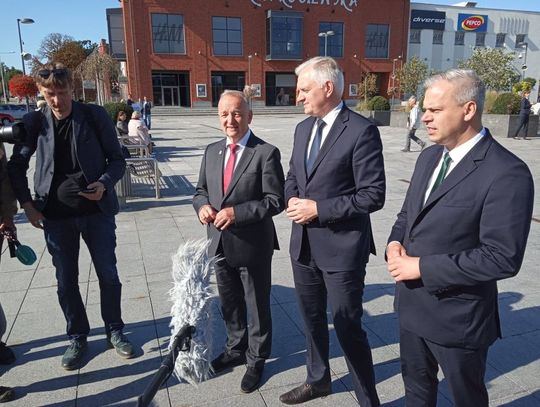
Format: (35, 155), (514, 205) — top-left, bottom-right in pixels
(115, 170), (132, 207)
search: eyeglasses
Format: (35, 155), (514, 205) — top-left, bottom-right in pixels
(38, 68), (68, 79)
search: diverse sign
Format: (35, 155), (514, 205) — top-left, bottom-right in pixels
(410, 10), (446, 30)
(457, 13), (488, 32)
(251, 0), (358, 13)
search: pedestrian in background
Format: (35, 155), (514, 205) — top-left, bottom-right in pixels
(142, 96), (152, 130)
(402, 95), (426, 152)
(513, 91), (531, 140)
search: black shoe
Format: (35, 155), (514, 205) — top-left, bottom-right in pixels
(107, 331), (134, 359)
(241, 366), (263, 393)
(0, 343), (15, 365)
(0, 386), (15, 403)
(279, 382), (332, 405)
(401, 149), (410, 152)
(211, 351), (246, 374)
(61, 337), (87, 370)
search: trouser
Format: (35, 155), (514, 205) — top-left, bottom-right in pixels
(513, 115), (529, 138)
(43, 212), (124, 339)
(143, 114), (151, 130)
(404, 128), (424, 150)
(214, 255), (272, 369)
(400, 328), (489, 407)
(0, 303), (6, 342)
(291, 251), (380, 406)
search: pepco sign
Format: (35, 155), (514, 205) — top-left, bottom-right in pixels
(457, 13), (488, 32)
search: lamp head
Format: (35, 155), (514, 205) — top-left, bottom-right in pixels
(18, 18), (34, 24)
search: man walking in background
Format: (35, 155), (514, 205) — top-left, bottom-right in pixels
(387, 69), (534, 406)
(281, 56), (384, 406)
(193, 90), (285, 393)
(402, 95), (426, 152)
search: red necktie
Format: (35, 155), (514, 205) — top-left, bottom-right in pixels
(223, 143), (238, 192)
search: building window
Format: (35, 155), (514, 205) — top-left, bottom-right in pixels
(366, 24), (389, 59)
(212, 17), (242, 56)
(266, 10), (303, 60)
(433, 30), (443, 45)
(495, 33), (506, 48)
(318, 22), (344, 57)
(516, 34), (527, 47)
(476, 32), (486, 47)
(410, 29), (421, 44)
(151, 13), (185, 54)
(455, 32), (464, 46)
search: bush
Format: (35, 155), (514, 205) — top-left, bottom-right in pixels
(355, 100), (370, 111)
(484, 90), (499, 113)
(103, 102), (134, 123)
(491, 93), (521, 115)
(367, 96), (390, 111)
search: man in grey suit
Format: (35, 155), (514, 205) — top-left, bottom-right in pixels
(193, 90), (285, 393)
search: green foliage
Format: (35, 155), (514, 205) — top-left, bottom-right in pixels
(513, 80), (533, 94)
(355, 100), (371, 111)
(491, 92), (521, 114)
(357, 73), (378, 102)
(458, 48), (516, 91)
(523, 77), (536, 89)
(367, 96), (390, 111)
(396, 56), (429, 96)
(484, 90), (499, 113)
(103, 102), (134, 123)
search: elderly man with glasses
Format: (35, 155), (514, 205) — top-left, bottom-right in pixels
(8, 63), (134, 370)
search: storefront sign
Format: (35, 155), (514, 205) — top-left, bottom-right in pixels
(251, 0), (358, 13)
(410, 10), (446, 30)
(457, 13), (488, 32)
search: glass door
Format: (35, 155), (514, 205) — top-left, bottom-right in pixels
(162, 86), (179, 106)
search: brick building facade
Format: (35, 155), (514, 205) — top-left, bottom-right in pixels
(118, 0), (410, 108)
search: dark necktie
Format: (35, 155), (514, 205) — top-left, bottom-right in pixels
(306, 119), (326, 174)
(223, 143), (238, 192)
(429, 152), (452, 196)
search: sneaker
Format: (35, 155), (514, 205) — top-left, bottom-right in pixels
(0, 386), (15, 403)
(61, 337), (87, 370)
(107, 331), (134, 359)
(0, 343), (15, 365)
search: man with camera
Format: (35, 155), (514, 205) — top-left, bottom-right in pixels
(7, 63), (134, 371)
(0, 133), (17, 402)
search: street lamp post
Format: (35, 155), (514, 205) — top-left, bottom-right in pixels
(0, 52), (16, 104)
(390, 55), (402, 110)
(318, 30), (335, 57)
(17, 17), (35, 111)
(518, 42), (528, 80)
(247, 54), (252, 86)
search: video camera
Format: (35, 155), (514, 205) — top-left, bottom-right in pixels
(0, 122), (27, 144)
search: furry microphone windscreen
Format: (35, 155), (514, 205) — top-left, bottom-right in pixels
(169, 239), (215, 385)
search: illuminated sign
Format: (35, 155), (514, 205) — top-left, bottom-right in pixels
(411, 10), (446, 30)
(457, 13), (488, 32)
(250, 0), (358, 13)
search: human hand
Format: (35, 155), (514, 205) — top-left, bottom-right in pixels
(387, 254), (421, 282)
(0, 216), (15, 233)
(214, 207), (235, 230)
(286, 198), (318, 224)
(386, 241), (406, 260)
(78, 181), (106, 201)
(22, 202), (45, 229)
(198, 205), (217, 225)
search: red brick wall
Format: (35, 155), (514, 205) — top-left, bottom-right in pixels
(121, 0), (410, 105)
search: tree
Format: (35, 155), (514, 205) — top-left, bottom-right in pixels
(36, 33), (75, 62)
(395, 56), (428, 97)
(53, 41), (88, 72)
(458, 48), (517, 91)
(8, 74), (38, 98)
(76, 50), (119, 104)
(357, 73), (378, 102)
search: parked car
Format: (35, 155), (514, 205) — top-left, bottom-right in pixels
(0, 113), (16, 126)
(0, 104), (26, 120)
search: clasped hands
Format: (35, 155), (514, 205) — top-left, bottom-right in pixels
(286, 197), (318, 224)
(198, 205), (235, 230)
(386, 242), (421, 282)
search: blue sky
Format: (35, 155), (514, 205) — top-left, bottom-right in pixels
(1, 0), (539, 70)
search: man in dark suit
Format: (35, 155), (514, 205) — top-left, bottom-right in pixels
(513, 90), (532, 140)
(387, 69), (534, 407)
(280, 57), (385, 406)
(193, 90), (285, 393)
(8, 63), (134, 371)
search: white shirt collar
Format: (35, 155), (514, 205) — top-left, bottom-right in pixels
(319, 101), (343, 129)
(226, 129), (251, 147)
(445, 127), (486, 167)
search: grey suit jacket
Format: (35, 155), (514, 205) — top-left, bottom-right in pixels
(8, 102), (125, 216)
(193, 132), (285, 267)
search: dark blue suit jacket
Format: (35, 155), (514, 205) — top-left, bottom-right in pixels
(8, 102), (125, 216)
(388, 130), (534, 348)
(285, 105), (386, 271)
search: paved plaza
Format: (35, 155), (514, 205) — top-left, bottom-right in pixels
(0, 113), (539, 406)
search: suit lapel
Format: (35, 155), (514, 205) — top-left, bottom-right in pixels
(306, 106), (349, 181)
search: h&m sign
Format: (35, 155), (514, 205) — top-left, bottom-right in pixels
(250, 0), (358, 13)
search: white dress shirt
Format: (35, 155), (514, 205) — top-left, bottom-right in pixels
(223, 129), (251, 171)
(306, 101), (343, 153)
